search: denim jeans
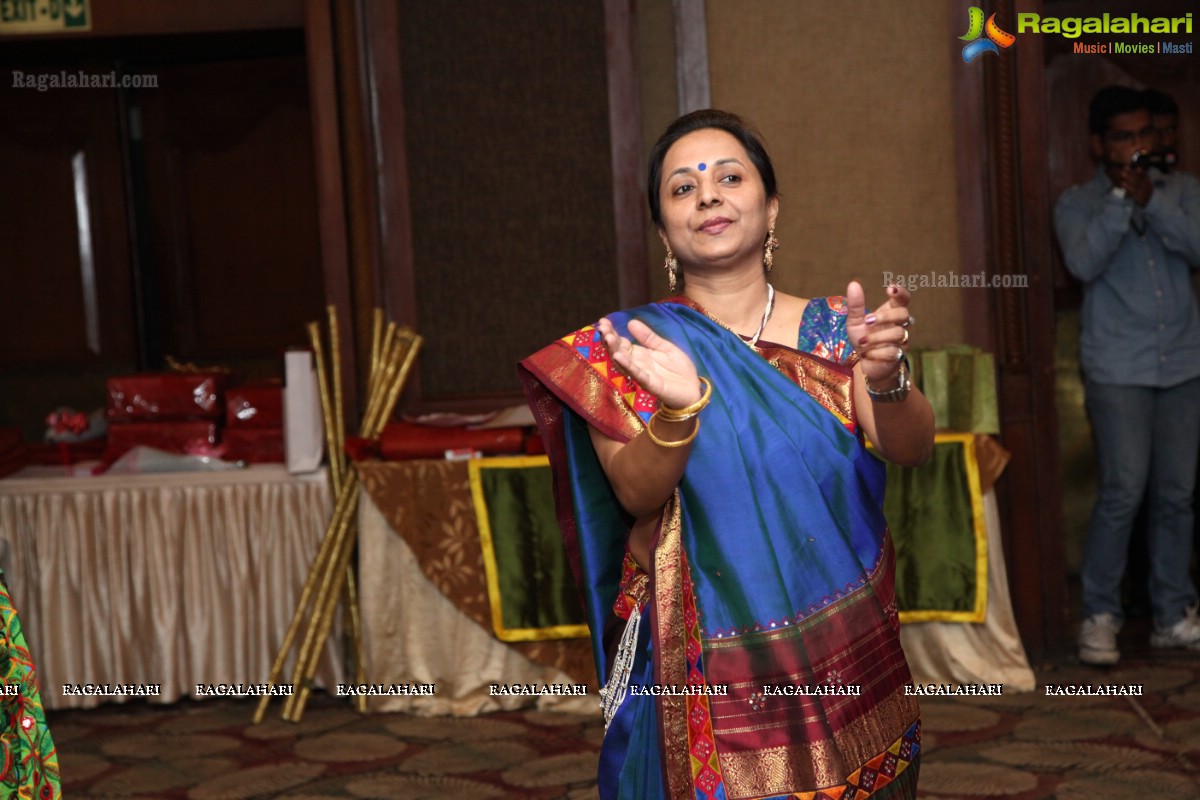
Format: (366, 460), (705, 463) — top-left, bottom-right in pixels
(1081, 377), (1200, 629)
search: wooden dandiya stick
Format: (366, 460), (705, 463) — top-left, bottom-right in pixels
(367, 309), (383, 402)
(254, 324), (343, 724)
(344, 559), (368, 713)
(360, 338), (397, 436)
(283, 470), (362, 719)
(284, 325), (407, 718)
(308, 321), (342, 492)
(288, 333), (414, 716)
(363, 328), (412, 437)
(288, 330), (421, 718)
(322, 306), (367, 712)
(361, 322), (397, 435)
(375, 329), (421, 433)
(288, 478), (362, 717)
(254, 504), (337, 724)
(326, 309), (373, 713)
(264, 314), (421, 722)
(327, 305), (346, 489)
(348, 309), (385, 713)
(280, 316), (353, 721)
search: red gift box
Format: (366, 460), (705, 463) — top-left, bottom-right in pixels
(0, 428), (28, 479)
(226, 381), (283, 428)
(223, 427), (285, 463)
(106, 373), (228, 422)
(103, 421), (220, 462)
(379, 422), (525, 460)
(28, 440), (106, 466)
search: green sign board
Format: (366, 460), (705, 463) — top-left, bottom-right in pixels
(0, 0), (90, 34)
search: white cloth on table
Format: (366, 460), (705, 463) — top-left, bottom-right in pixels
(0, 464), (343, 709)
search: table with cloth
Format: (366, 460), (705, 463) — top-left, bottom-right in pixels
(356, 425), (1035, 717)
(0, 464), (345, 710)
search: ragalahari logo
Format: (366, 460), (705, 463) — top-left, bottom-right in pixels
(960, 7), (1016, 62)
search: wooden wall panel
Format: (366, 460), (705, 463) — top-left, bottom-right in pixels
(982, 0), (1069, 659)
(393, 0), (622, 403)
(0, 76), (133, 364)
(138, 57), (325, 361)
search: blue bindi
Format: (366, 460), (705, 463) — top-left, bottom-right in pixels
(698, 162), (706, 171)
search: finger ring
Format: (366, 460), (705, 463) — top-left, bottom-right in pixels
(896, 346), (904, 362)
(901, 315), (915, 328)
(900, 328), (910, 346)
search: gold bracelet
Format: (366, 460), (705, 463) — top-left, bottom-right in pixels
(644, 412), (700, 448)
(658, 377), (713, 422)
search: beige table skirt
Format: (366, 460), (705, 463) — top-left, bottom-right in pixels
(0, 464), (344, 709)
(358, 488), (597, 716)
(357, 458), (1034, 706)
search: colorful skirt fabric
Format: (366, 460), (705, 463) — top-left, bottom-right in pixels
(0, 572), (61, 800)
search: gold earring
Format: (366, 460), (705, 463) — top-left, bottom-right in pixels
(665, 247), (679, 292)
(764, 227), (780, 272)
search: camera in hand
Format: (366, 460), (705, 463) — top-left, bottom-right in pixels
(1130, 149), (1176, 172)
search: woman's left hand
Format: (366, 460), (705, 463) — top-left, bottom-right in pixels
(845, 280), (913, 385)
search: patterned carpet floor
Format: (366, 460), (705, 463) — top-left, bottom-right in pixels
(50, 652), (1200, 799)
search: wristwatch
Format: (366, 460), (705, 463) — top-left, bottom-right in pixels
(866, 361), (911, 403)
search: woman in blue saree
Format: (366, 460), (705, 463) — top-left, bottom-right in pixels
(520, 110), (934, 800)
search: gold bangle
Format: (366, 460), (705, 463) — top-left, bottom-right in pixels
(644, 412), (700, 448)
(658, 377), (713, 421)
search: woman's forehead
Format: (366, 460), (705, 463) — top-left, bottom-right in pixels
(663, 129), (747, 170)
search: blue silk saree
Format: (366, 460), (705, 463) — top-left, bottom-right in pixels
(519, 297), (919, 800)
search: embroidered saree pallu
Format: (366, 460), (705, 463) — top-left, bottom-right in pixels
(520, 299), (919, 800)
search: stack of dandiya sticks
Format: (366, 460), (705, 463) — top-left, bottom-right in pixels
(256, 306), (421, 723)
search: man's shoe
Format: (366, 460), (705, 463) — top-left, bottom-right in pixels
(1078, 613), (1120, 665)
(1150, 607), (1200, 649)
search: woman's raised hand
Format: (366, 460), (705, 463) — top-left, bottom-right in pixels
(597, 317), (703, 408)
(845, 280), (913, 385)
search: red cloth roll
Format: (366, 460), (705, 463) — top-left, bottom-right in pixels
(379, 422), (525, 460)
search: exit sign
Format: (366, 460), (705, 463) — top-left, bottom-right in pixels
(0, 0), (90, 34)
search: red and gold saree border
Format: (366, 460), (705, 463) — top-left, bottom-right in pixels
(653, 496), (728, 800)
(759, 343), (858, 434)
(700, 535), (916, 798)
(521, 327), (653, 444)
(719, 719), (920, 800)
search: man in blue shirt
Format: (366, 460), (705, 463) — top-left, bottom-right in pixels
(1055, 85), (1200, 665)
